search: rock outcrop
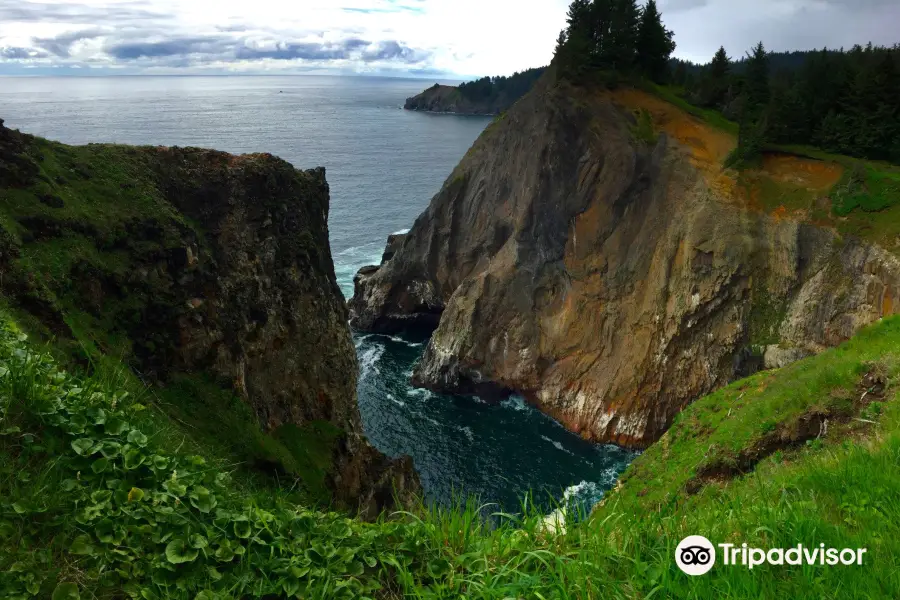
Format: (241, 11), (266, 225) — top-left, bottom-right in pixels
(0, 120), (419, 515)
(351, 75), (900, 448)
(405, 85), (506, 116)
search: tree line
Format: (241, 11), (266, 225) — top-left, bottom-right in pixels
(675, 43), (900, 164)
(456, 67), (547, 103)
(554, 0), (676, 84)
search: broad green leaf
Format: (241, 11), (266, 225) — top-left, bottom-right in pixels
(127, 487), (145, 502)
(51, 582), (80, 600)
(214, 544), (235, 562)
(92, 457), (111, 474)
(189, 486), (216, 513)
(151, 455), (170, 471)
(127, 430), (149, 447)
(95, 520), (118, 544)
(11, 502), (29, 514)
(105, 417), (128, 435)
(100, 442), (122, 459)
(71, 534), (96, 556)
(207, 567), (223, 581)
(87, 407), (107, 425)
(123, 449), (146, 470)
(190, 534), (208, 549)
(165, 539), (199, 564)
(71, 438), (96, 456)
(90, 489), (112, 504)
(282, 577), (300, 596)
(164, 478), (187, 496)
(233, 520), (252, 539)
(195, 592), (217, 600)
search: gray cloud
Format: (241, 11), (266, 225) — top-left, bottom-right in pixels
(0, 0), (434, 72)
(659, 0), (900, 63)
(0, 46), (47, 59)
(106, 36), (233, 60)
(33, 28), (106, 57)
(101, 34), (430, 66)
(2, 0), (167, 23)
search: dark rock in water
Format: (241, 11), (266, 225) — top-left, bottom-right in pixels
(352, 71), (900, 449)
(0, 119), (420, 516)
(381, 233), (407, 263)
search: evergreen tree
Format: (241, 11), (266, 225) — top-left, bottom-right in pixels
(744, 41), (771, 110)
(710, 46), (731, 80)
(728, 42), (770, 167)
(636, 0), (676, 82)
(697, 46), (731, 107)
(558, 0), (594, 79)
(607, 0), (641, 71)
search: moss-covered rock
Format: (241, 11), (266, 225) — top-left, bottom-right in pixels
(0, 119), (419, 514)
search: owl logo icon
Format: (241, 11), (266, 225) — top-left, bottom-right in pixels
(676, 536), (716, 575)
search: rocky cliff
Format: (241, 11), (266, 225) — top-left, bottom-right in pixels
(351, 77), (900, 447)
(405, 85), (507, 115)
(0, 118), (418, 515)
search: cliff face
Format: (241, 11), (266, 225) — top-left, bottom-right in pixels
(0, 119), (418, 515)
(351, 79), (900, 447)
(404, 85), (504, 115)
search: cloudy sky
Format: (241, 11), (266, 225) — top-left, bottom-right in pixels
(0, 0), (898, 78)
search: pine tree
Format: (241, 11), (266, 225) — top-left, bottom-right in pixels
(744, 41), (770, 110)
(558, 0), (594, 79)
(588, 0), (613, 70)
(727, 42), (771, 167)
(607, 0), (641, 72)
(636, 0), (676, 82)
(698, 46), (731, 107)
(710, 46), (730, 80)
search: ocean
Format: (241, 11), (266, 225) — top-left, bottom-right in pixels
(0, 75), (636, 513)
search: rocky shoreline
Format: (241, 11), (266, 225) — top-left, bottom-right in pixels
(351, 75), (900, 448)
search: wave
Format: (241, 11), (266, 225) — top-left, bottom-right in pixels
(392, 228), (410, 235)
(458, 425), (475, 442)
(501, 395), (529, 412)
(540, 435), (575, 456)
(387, 393), (406, 407)
(358, 343), (384, 379)
(406, 387), (432, 399)
(375, 333), (423, 347)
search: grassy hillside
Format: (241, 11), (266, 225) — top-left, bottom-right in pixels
(632, 83), (900, 255)
(0, 124), (348, 506)
(2, 306), (899, 598)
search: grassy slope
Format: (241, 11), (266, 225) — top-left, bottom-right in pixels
(644, 83), (900, 254)
(3, 306), (900, 598)
(0, 133), (339, 505)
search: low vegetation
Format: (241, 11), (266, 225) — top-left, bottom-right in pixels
(3, 307), (900, 598)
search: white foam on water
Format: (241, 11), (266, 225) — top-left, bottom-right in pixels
(393, 228), (410, 235)
(540, 435), (575, 456)
(562, 480), (601, 503)
(387, 393), (406, 407)
(406, 387), (432, 399)
(358, 343), (384, 379)
(458, 425), (475, 442)
(500, 395), (528, 412)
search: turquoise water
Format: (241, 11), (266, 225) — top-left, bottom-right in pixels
(0, 75), (636, 513)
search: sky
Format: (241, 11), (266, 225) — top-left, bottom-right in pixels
(0, 0), (898, 78)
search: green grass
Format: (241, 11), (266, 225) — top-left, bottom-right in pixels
(643, 82), (740, 136)
(3, 309), (900, 598)
(629, 108), (657, 145)
(156, 375), (341, 503)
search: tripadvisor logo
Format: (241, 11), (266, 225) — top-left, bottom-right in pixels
(675, 536), (868, 576)
(676, 536), (716, 576)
